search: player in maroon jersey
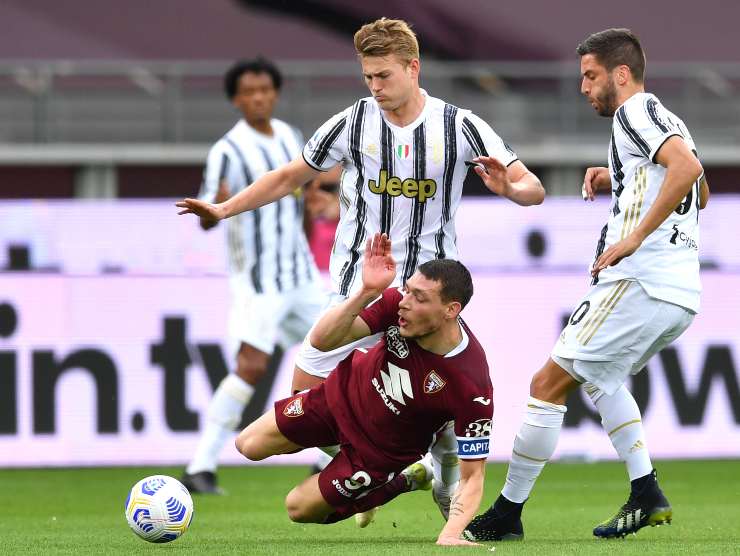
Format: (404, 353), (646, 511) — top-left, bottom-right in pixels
(235, 233), (493, 545)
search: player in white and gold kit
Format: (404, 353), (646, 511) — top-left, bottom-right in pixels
(466, 28), (709, 542)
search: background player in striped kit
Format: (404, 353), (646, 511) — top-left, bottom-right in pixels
(177, 18), (544, 517)
(465, 28), (710, 542)
(181, 58), (327, 494)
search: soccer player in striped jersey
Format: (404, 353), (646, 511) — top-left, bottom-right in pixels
(181, 58), (327, 494)
(465, 29), (709, 542)
(177, 18), (544, 521)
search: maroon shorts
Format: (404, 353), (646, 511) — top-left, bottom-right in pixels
(274, 384), (403, 508)
(274, 384), (340, 448)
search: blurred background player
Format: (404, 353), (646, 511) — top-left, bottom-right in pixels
(303, 166), (342, 272)
(181, 58), (327, 494)
(465, 28), (709, 542)
(177, 17), (544, 515)
(236, 234), (492, 546)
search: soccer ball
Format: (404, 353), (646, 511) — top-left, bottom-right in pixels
(124, 475), (194, 543)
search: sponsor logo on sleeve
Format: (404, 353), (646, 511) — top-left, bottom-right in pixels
(457, 437), (490, 457)
(473, 396), (491, 405)
(670, 224), (698, 250)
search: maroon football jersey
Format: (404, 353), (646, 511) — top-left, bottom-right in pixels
(324, 287), (494, 468)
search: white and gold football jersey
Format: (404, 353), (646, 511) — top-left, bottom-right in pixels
(593, 92), (702, 312)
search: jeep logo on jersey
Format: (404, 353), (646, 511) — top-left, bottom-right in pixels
(368, 169), (437, 203)
(282, 397), (304, 418)
(380, 362), (414, 406)
(386, 326), (409, 358)
(424, 371), (446, 394)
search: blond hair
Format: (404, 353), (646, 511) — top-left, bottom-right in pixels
(353, 18), (419, 65)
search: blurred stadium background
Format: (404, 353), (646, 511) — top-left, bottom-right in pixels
(1, 0), (738, 495)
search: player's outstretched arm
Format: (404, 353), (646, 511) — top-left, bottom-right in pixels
(177, 157), (319, 221)
(592, 136), (703, 276)
(435, 459), (486, 546)
(310, 233), (395, 351)
(472, 157), (545, 206)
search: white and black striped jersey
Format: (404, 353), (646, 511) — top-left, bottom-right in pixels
(593, 92), (701, 312)
(303, 90), (518, 296)
(200, 119), (319, 294)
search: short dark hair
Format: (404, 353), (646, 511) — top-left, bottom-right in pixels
(576, 28), (645, 83)
(223, 57), (282, 100)
(417, 259), (474, 309)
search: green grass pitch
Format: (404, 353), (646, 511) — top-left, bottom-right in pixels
(1, 460), (737, 555)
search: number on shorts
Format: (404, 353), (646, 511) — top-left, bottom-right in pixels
(569, 301), (591, 325)
(344, 471), (371, 491)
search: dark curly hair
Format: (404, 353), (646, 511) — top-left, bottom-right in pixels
(223, 57), (282, 100)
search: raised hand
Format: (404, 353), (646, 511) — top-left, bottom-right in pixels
(471, 155), (511, 197)
(361, 233), (396, 295)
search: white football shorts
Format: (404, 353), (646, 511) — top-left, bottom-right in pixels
(228, 276), (327, 356)
(295, 292), (383, 378)
(551, 278), (695, 395)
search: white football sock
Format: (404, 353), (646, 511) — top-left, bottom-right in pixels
(585, 383), (653, 480)
(319, 444), (340, 458)
(315, 448), (335, 471)
(430, 422), (459, 496)
(187, 374), (254, 474)
(501, 397), (566, 504)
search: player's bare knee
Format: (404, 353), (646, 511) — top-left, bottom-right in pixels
(530, 367), (560, 401)
(530, 361), (577, 404)
(235, 427), (265, 461)
(284, 489), (317, 523)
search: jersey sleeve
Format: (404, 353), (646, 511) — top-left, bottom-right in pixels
(452, 374), (494, 460)
(617, 97), (685, 163)
(302, 109), (350, 171)
(198, 141), (230, 202)
(461, 112), (518, 167)
(359, 287), (403, 334)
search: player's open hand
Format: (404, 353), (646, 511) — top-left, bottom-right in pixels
(591, 233), (642, 277)
(435, 535), (481, 547)
(582, 167), (611, 201)
(362, 233), (396, 295)
(472, 156), (511, 198)
(176, 198), (226, 221)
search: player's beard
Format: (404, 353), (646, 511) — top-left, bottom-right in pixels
(596, 77), (618, 117)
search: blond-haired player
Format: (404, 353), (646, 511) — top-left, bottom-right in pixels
(178, 18), (544, 543)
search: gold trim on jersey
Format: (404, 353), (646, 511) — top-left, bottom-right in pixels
(621, 166), (648, 240)
(576, 280), (632, 346)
